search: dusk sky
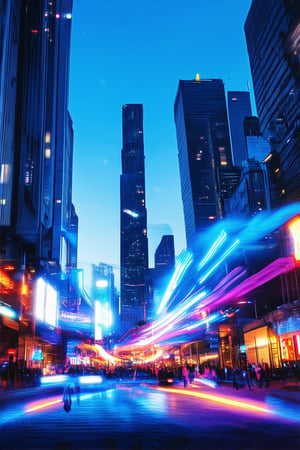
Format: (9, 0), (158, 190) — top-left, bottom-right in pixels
(69, 0), (253, 282)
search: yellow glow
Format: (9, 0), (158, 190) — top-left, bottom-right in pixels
(0, 198), (6, 205)
(21, 274), (28, 296)
(195, 73), (200, 81)
(45, 132), (51, 143)
(45, 148), (51, 159)
(26, 397), (62, 413)
(263, 153), (272, 163)
(157, 387), (272, 413)
(0, 269), (13, 288)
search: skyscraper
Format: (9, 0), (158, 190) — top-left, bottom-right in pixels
(154, 235), (175, 313)
(120, 104), (148, 330)
(245, 0), (300, 204)
(227, 91), (252, 166)
(0, 0), (78, 370)
(174, 78), (233, 248)
(0, 0), (76, 274)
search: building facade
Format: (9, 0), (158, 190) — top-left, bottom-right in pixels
(154, 235), (175, 314)
(174, 78), (233, 249)
(120, 104), (149, 331)
(245, 0), (300, 205)
(227, 91), (252, 167)
(0, 0), (78, 376)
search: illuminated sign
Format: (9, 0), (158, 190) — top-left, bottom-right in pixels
(35, 278), (58, 327)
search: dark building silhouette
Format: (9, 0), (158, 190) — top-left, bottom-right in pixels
(227, 91), (252, 167)
(120, 104), (148, 330)
(174, 77), (233, 249)
(245, 0), (300, 204)
(154, 235), (175, 315)
(244, 116), (261, 138)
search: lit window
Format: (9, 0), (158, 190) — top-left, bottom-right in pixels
(45, 148), (51, 159)
(0, 199), (6, 205)
(56, 199), (62, 204)
(219, 147), (227, 166)
(45, 132), (51, 143)
(0, 164), (10, 184)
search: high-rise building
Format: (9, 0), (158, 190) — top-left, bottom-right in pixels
(0, 0), (76, 273)
(120, 104), (148, 330)
(154, 235), (175, 314)
(0, 0), (77, 370)
(227, 91), (252, 166)
(245, 0), (300, 204)
(174, 78), (233, 248)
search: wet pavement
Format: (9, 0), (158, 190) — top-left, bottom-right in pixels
(0, 378), (299, 449)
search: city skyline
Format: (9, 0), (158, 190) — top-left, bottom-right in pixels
(69, 0), (253, 277)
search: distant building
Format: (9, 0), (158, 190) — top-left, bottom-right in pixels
(246, 136), (271, 162)
(226, 159), (271, 216)
(227, 91), (252, 166)
(174, 78), (233, 249)
(120, 104), (149, 331)
(244, 116), (261, 138)
(245, 0), (300, 204)
(154, 235), (175, 313)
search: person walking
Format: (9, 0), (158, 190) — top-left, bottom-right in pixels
(182, 365), (189, 388)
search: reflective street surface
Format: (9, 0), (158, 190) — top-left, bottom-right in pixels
(0, 380), (299, 450)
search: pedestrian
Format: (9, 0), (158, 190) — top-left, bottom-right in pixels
(255, 363), (262, 388)
(63, 381), (73, 412)
(182, 365), (189, 388)
(242, 369), (252, 391)
(232, 367), (241, 390)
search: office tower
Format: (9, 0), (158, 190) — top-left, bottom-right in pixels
(0, 1), (21, 232)
(155, 235), (175, 280)
(245, 0), (300, 204)
(0, 1), (77, 369)
(0, 0), (76, 273)
(226, 159), (271, 216)
(154, 235), (175, 313)
(120, 104), (148, 330)
(174, 78), (233, 248)
(227, 91), (252, 166)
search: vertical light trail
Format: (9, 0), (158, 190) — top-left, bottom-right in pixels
(198, 230), (227, 270)
(199, 239), (240, 284)
(157, 251), (193, 315)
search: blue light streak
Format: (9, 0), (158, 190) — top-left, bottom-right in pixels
(198, 230), (227, 270)
(157, 251), (193, 315)
(199, 239), (240, 284)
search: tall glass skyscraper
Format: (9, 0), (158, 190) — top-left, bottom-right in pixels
(174, 78), (233, 248)
(227, 91), (252, 167)
(245, 0), (300, 204)
(120, 104), (148, 330)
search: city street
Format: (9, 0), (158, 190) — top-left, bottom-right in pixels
(0, 379), (299, 449)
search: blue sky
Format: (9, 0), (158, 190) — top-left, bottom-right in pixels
(69, 0), (253, 279)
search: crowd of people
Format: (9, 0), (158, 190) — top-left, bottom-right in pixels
(1, 358), (299, 390)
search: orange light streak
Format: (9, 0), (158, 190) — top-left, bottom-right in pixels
(156, 387), (272, 414)
(25, 397), (62, 413)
